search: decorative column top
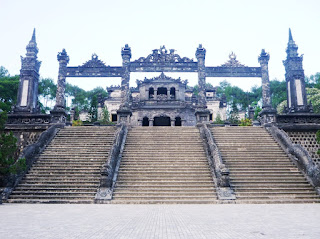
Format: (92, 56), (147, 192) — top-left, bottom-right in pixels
(21, 28), (41, 72)
(195, 44), (206, 60)
(26, 28), (38, 58)
(286, 28), (300, 58)
(283, 28), (303, 69)
(121, 44), (132, 59)
(57, 49), (69, 64)
(258, 49), (270, 64)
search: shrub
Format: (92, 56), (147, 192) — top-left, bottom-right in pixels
(72, 119), (83, 126)
(239, 118), (252, 126)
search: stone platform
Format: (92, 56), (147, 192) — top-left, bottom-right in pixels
(0, 204), (319, 238)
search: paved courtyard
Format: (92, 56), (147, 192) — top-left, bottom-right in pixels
(0, 204), (319, 239)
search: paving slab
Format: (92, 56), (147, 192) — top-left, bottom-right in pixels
(0, 204), (319, 239)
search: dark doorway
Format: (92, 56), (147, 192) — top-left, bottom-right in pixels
(209, 114), (213, 121)
(142, 117), (149, 126)
(111, 114), (117, 122)
(170, 87), (176, 99)
(157, 87), (167, 95)
(154, 116), (171, 126)
(175, 117), (182, 126)
(149, 87), (154, 99)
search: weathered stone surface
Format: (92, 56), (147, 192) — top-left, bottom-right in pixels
(283, 29), (312, 113)
(13, 29), (41, 114)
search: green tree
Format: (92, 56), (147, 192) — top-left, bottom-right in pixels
(0, 73), (19, 112)
(307, 88), (320, 113)
(270, 79), (287, 109)
(100, 106), (111, 124)
(38, 78), (57, 113)
(88, 95), (98, 122)
(0, 111), (22, 180)
(0, 66), (9, 77)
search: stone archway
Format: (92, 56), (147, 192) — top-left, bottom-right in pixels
(154, 116), (171, 126)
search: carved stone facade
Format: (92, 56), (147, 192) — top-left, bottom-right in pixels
(283, 29), (312, 113)
(102, 73), (227, 126)
(13, 29), (41, 114)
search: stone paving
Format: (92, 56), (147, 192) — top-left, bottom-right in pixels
(0, 204), (319, 239)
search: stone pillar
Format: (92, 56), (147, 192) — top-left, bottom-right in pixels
(149, 119), (154, 126)
(258, 49), (276, 125)
(283, 29), (311, 113)
(258, 49), (271, 109)
(117, 44), (132, 125)
(171, 119), (175, 127)
(13, 29), (41, 114)
(51, 49), (69, 123)
(195, 44), (206, 107)
(120, 44), (131, 107)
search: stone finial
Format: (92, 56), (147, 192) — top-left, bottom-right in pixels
(57, 49), (69, 64)
(195, 44), (206, 59)
(26, 28), (38, 57)
(289, 28), (293, 41)
(121, 44), (132, 58)
(258, 49), (270, 64)
(286, 28), (299, 58)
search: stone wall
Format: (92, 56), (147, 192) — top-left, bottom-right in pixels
(286, 130), (320, 165)
(5, 125), (50, 160)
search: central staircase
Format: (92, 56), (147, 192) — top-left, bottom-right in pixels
(8, 126), (116, 203)
(112, 127), (218, 203)
(211, 126), (320, 203)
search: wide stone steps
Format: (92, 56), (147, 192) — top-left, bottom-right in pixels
(112, 127), (217, 204)
(211, 126), (320, 203)
(7, 126), (116, 204)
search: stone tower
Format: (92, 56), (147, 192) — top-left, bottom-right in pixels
(283, 29), (311, 113)
(14, 29), (41, 114)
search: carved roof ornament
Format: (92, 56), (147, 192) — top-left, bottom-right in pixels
(136, 72), (188, 85)
(220, 52), (247, 67)
(133, 46), (194, 63)
(81, 54), (107, 68)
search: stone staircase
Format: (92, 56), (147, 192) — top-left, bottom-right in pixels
(211, 126), (320, 203)
(7, 126), (116, 203)
(112, 127), (218, 203)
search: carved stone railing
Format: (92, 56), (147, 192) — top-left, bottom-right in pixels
(95, 123), (128, 202)
(266, 125), (320, 193)
(199, 124), (235, 200)
(1, 124), (62, 202)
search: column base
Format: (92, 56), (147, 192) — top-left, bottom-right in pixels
(259, 107), (277, 125)
(117, 108), (132, 124)
(195, 109), (210, 123)
(50, 106), (67, 124)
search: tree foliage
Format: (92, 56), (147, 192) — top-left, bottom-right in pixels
(0, 73), (19, 112)
(0, 111), (22, 179)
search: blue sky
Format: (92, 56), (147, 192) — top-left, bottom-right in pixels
(1, 0), (319, 91)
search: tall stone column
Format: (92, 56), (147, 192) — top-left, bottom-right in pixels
(51, 49), (69, 123)
(117, 44), (132, 124)
(14, 29), (41, 114)
(195, 44), (207, 107)
(283, 29), (311, 113)
(120, 44), (131, 107)
(258, 49), (271, 109)
(195, 44), (210, 123)
(258, 49), (276, 124)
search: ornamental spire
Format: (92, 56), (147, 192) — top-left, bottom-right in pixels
(31, 28), (36, 42)
(289, 28), (293, 42)
(26, 28), (38, 57)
